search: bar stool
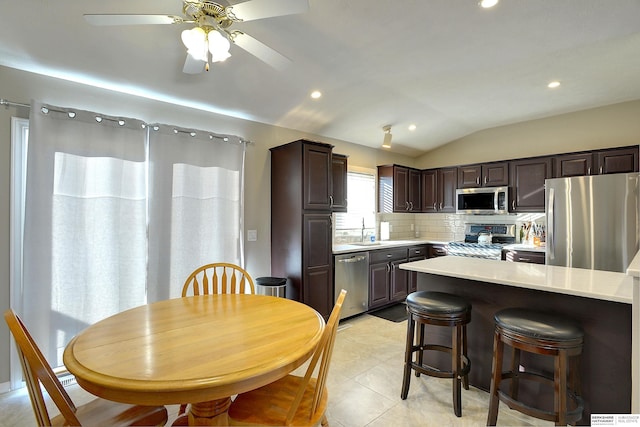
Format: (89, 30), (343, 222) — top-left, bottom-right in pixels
(401, 291), (471, 417)
(487, 308), (584, 426)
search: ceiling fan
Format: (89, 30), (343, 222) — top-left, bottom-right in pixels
(84, 0), (309, 74)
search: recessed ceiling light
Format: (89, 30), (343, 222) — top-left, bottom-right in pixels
(548, 81), (561, 89)
(310, 90), (322, 99)
(408, 124), (417, 131)
(479, 0), (499, 8)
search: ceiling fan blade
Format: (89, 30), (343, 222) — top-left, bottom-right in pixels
(228, 0), (309, 22)
(183, 53), (207, 74)
(232, 32), (291, 70)
(84, 14), (184, 26)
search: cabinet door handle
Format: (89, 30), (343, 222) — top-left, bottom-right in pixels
(476, 177), (480, 185)
(386, 264), (391, 273)
(512, 200), (515, 210)
(439, 202), (443, 210)
(433, 202), (437, 210)
(409, 201), (413, 210)
(587, 167), (591, 175)
(484, 176), (488, 184)
(600, 166), (603, 174)
(519, 258), (531, 262)
(329, 195), (334, 207)
(405, 201), (410, 211)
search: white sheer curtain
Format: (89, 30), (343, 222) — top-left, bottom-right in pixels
(22, 102), (148, 367)
(147, 125), (246, 302)
(19, 101), (246, 369)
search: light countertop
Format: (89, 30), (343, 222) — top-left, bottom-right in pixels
(626, 250), (640, 277)
(400, 256), (633, 304)
(333, 239), (448, 255)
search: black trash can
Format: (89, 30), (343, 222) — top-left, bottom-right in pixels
(255, 277), (287, 298)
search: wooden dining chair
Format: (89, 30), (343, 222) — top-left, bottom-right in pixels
(181, 262), (255, 296)
(226, 289), (347, 427)
(3, 309), (168, 427)
(176, 262), (256, 422)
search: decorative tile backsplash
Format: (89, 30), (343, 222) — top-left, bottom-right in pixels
(376, 212), (545, 243)
(333, 212), (546, 245)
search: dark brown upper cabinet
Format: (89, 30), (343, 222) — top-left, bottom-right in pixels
(331, 154), (348, 212)
(457, 162), (509, 188)
(437, 167), (457, 212)
(422, 167), (456, 213)
(377, 165), (421, 212)
(509, 157), (553, 212)
(553, 152), (594, 177)
(302, 143), (333, 211)
(595, 146), (639, 175)
(421, 169), (438, 212)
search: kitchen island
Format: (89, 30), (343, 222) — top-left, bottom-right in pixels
(400, 256), (634, 424)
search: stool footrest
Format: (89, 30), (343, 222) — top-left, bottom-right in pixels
(496, 371), (584, 424)
(497, 389), (584, 424)
(501, 370), (554, 386)
(410, 344), (471, 380)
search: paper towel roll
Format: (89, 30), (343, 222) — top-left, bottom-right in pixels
(380, 222), (390, 240)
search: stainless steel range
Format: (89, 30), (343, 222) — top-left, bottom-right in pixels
(446, 224), (516, 260)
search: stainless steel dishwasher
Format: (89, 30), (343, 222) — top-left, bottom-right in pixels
(334, 252), (369, 319)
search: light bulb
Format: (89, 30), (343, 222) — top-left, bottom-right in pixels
(181, 27), (206, 52)
(208, 31), (231, 62)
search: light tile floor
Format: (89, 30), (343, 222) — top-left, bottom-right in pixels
(0, 312), (553, 426)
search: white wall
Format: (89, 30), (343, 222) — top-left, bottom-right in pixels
(416, 100), (640, 168)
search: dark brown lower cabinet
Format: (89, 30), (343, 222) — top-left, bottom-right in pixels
(368, 248), (408, 309)
(303, 214), (333, 318)
(390, 259), (408, 301)
(502, 249), (545, 264)
(407, 245), (428, 294)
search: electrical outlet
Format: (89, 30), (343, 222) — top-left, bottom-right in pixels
(247, 230), (257, 241)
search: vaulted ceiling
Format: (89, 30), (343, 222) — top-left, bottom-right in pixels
(1, 0), (639, 156)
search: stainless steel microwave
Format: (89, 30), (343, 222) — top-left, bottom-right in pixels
(456, 186), (509, 215)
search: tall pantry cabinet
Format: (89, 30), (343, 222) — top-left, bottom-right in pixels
(270, 140), (341, 319)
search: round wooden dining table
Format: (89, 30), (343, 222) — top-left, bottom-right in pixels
(63, 294), (325, 426)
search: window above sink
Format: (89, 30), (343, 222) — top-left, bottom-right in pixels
(334, 168), (376, 245)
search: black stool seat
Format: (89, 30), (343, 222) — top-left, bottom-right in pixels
(402, 291), (471, 417)
(495, 308), (583, 343)
(406, 291), (471, 316)
(487, 308), (584, 426)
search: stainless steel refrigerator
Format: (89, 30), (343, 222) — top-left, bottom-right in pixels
(545, 172), (639, 273)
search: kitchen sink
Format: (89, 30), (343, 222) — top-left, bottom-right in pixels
(352, 241), (382, 246)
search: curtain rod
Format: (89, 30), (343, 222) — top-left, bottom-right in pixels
(0, 98), (30, 109)
(0, 98), (252, 144)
